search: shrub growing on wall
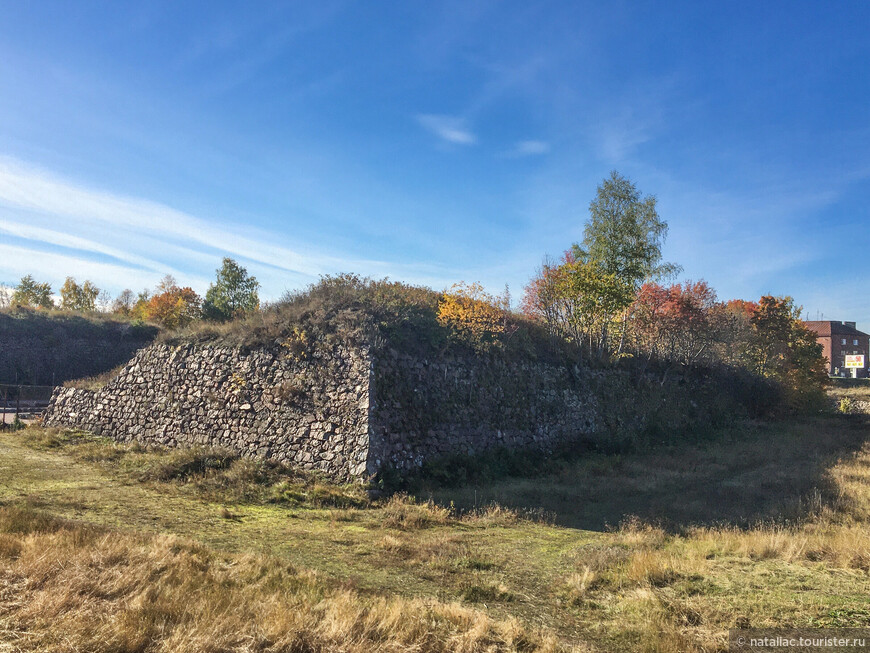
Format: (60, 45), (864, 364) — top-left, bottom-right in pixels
(437, 282), (506, 352)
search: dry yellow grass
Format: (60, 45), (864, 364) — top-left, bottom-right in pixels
(461, 504), (524, 527)
(3, 415), (870, 652)
(376, 532), (466, 567)
(381, 494), (452, 530)
(562, 567), (599, 604)
(548, 419), (870, 651)
(682, 440), (870, 571)
(0, 504), (560, 653)
(63, 363), (126, 390)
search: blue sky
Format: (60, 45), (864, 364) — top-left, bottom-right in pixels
(0, 1), (868, 322)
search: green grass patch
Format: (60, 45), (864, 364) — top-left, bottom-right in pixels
(16, 427), (369, 509)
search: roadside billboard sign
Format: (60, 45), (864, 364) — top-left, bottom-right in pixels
(845, 355), (865, 368)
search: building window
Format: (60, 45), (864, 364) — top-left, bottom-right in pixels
(842, 338), (847, 345)
(854, 339), (859, 346)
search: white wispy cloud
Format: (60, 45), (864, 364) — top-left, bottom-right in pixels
(0, 218), (182, 276)
(510, 140), (550, 157)
(0, 156), (489, 298)
(0, 156), (442, 295)
(416, 114), (477, 145)
(588, 75), (680, 165)
(0, 243), (193, 292)
(0, 157), (395, 282)
(596, 118), (654, 164)
(0, 157), (358, 277)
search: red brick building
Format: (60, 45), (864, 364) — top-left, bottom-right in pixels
(803, 321), (869, 378)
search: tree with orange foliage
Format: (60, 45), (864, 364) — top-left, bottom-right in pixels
(629, 281), (670, 360)
(629, 280), (719, 365)
(519, 257), (565, 333)
(137, 275), (202, 329)
(743, 295), (828, 409)
(660, 280), (718, 365)
(708, 298), (758, 366)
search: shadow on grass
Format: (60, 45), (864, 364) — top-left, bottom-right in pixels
(426, 415), (870, 532)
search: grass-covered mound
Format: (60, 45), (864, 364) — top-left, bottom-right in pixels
(164, 273), (779, 396)
(163, 274), (574, 364)
(0, 308), (157, 385)
(0, 306), (157, 343)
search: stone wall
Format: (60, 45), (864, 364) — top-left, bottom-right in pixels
(44, 338), (757, 481)
(367, 349), (598, 472)
(365, 349), (747, 473)
(44, 342), (372, 480)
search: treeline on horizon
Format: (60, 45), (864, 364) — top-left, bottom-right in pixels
(3, 171), (829, 410)
(0, 257), (260, 329)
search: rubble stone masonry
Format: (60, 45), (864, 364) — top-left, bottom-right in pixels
(45, 339), (745, 481)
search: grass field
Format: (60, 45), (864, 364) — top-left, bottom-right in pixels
(1, 414), (869, 652)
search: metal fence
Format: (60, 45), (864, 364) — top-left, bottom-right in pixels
(0, 383), (55, 416)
